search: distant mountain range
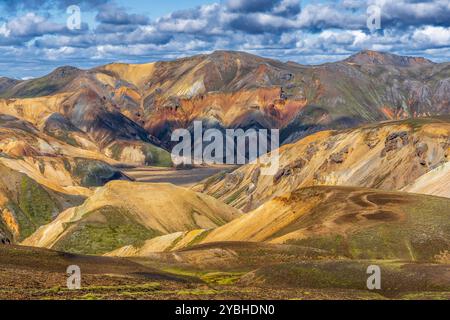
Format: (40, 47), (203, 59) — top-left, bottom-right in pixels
(1, 50), (449, 148)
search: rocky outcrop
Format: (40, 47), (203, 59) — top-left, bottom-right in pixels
(329, 146), (350, 164)
(274, 158), (306, 184)
(381, 131), (409, 157)
(0, 230), (11, 245)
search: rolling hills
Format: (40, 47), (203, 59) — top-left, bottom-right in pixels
(402, 161), (450, 198)
(22, 180), (242, 255)
(107, 186), (450, 263)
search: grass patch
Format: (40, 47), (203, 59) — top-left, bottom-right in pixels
(15, 176), (59, 240)
(201, 272), (245, 286)
(142, 144), (173, 167)
(53, 206), (161, 255)
(176, 289), (219, 296)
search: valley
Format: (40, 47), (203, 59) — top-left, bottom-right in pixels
(124, 165), (235, 187)
(0, 50), (449, 300)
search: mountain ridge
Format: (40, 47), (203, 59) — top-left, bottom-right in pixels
(3, 49), (448, 147)
(2, 49), (439, 84)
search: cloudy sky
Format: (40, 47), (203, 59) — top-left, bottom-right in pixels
(0, 0), (449, 79)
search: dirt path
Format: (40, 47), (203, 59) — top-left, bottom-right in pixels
(123, 165), (237, 187)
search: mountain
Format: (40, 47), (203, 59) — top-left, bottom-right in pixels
(22, 180), (242, 255)
(0, 113), (144, 242)
(1, 50), (449, 148)
(0, 77), (20, 94)
(0, 113), (133, 193)
(344, 50), (434, 67)
(0, 244), (196, 300)
(197, 117), (450, 211)
(2, 50), (450, 300)
(0, 67), (82, 99)
(0, 89), (171, 164)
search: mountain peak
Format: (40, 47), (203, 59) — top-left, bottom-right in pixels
(345, 50), (434, 67)
(208, 50), (269, 62)
(50, 65), (81, 75)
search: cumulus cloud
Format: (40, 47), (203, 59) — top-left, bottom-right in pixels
(95, 4), (149, 25)
(1, 0), (450, 78)
(226, 0), (285, 13)
(372, 0), (450, 28)
(0, 13), (75, 45)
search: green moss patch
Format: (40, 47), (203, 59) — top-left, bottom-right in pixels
(53, 206), (162, 255)
(141, 143), (172, 167)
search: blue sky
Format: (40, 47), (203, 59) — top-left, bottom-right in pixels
(1, 0), (450, 79)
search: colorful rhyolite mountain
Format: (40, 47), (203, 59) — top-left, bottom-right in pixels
(23, 119), (450, 263)
(1, 50), (449, 148)
(0, 51), (449, 252)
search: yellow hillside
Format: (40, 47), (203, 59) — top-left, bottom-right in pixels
(102, 62), (156, 88)
(22, 181), (242, 254)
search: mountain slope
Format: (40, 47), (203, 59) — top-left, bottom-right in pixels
(0, 89), (172, 166)
(197, 117), (450, 211)
(0, 114), (141, 242)
(402, 161), (450, 198)
(22, 181), (242, 254)
(110, 186), (450, 262)
(0, 163), (84, 242)
(0, 67), (82, 99)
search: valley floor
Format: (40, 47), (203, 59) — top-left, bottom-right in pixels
(124, 165), (236, 187)
(1, 245), (448, 300)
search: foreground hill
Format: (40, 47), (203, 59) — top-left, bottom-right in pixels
(5, 245), (434, 300)
(197, 117), (450, 211)
(23, 181), (242, 255)
(109, 186), (450, 263)
(0, 245), (205, 300)
(1, 50), (449, 147)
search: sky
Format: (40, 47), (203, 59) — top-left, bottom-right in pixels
(0, 0), (449, 79)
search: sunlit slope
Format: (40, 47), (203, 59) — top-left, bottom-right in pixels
(198, 118), (450, 211)
(0, 88), (172, 167)
(23, 181), (242, 255)
(403, 162), (450, 198)
(99, 62), (156, 88)
(0, 114), (131, 195)
(110, 186), (450, 262)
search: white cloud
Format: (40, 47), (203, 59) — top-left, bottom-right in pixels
(0, 0), (449, 78)
(0, 23), (11, 37)
(413, 26), (450, 47)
